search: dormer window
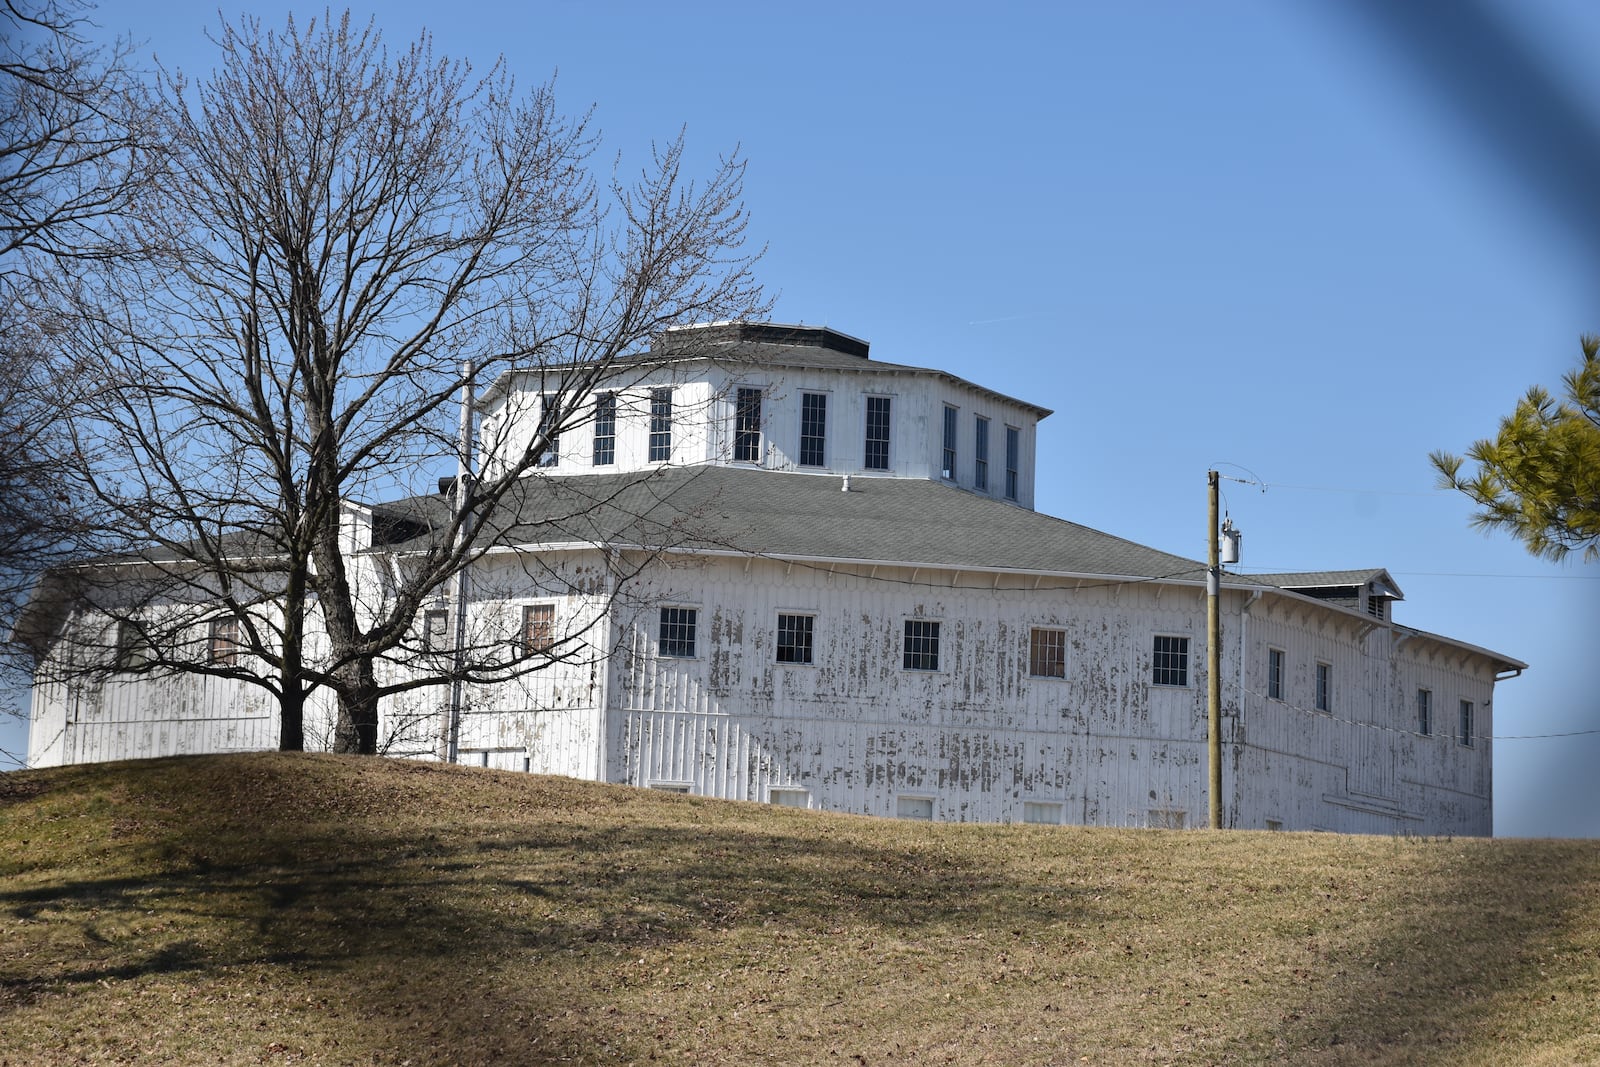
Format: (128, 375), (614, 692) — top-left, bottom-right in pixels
(865, 396), (891, 471)
(941, 405), (958, 481)
(800, 393), (827, 467)
(649, 388), (673, 462)
(734, 387), (763, 463)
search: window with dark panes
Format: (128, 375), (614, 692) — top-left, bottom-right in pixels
(776, 613), (814, 664)
(800, 393), (827, 466)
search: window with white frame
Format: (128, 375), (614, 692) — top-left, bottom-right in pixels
(423, 609), (449, 652)
(896, 796), (934, 820)
(592, 392), (616, 466)
(1151, 635), (1188, 686)
(864, 396), (891, 470)
(522, 604), (555, 655)
(114, 620), (150, 671)
(734, 387), (763, 463)
(776, 613), (814, 665)
(941, 404), (958, 480)
(1021, 801), (1062, 825)
(769, 787), (810, 808)
(1267, 647), (1284, 700)
(1459, 700), (1474, 747)
(208, 616), (240, 666)
(1029, 627), (1067, 679)
(658, 607), (697, 658)
(1417, 688), (1432, 736)
(903, 619), (941, 671)
(974, 415), (989, 491)
(537, 393), (560, 466)
(799, 392), (827, 467)
(1315, 662), (1331, 712)
(648, 387), (673, 462)
(1004, 425), (1020, 500)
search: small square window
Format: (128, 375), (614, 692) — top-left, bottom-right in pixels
(1022, 801), (1062, 825)
(896, 796), (934, 820)
(1152, 635), (1188, 686)
(1029, 628), (1066, 679)
(659, 607), (697, 658)
(1417, 688), (1432, 736)
(769, 787), (810, 808)
(423, 609), (449, 652)
(1267, 648), (1284, 700)
(1315, 662), (1331, 712)
(776, 613), (814, 665)
(1459, 700), (1474, 747)
(208, 617), (240, 666)
(903, 619), (941, 671)
(114, 620), (150, 671)
(522, 604), (554, 655)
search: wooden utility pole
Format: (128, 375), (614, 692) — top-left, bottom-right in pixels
(1207, 470), (1223, 829)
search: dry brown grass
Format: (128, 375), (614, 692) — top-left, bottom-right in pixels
(0, 753), (1596, 1065)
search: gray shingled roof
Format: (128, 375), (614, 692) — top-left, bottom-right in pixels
(378, 466), (1205, 581)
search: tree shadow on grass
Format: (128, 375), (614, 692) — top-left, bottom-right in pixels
(1215, 836), (1600, 1065)
(0, 754), (1111, 1064)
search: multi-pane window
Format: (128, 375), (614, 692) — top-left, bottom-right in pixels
(865, 396), (891, 470)
(592, 392), (616, 466)
(1004, 426), (1020, 500)
(1417, 689), (1432, 736)
(1459, 700), (1474, 747)
(208, 617), (240, 666)
(1267, 648), (1284, 700)
(649, 387), (673, 462)
(658, 607), (697, 658)
(1315, 663), (1331, 711)
(423, 609), (449, 652)
(974, 416), (989, 491)
(1029, 627), (1067, 679)
(1022, 801), (1062, 825)
(941, 405), (958, 480)
(1152, 635), (1188, 686)
(903, 619), (941, 671)
(522, 604), (554, 655)
(537, 394), (560, 466)
(800, 393), (827, 467)
(776, 613), (814, 665)
(114, 620), (149, 671)
(734, 387), (763, 462)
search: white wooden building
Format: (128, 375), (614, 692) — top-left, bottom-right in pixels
(24, 323), (1523, 834)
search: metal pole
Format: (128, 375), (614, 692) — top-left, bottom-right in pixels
(446, 359), (475, 764)
(1207, 469), (1223, 829)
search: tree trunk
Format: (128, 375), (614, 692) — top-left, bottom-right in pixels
(278, 684), (305, 751)
(333, 659), (380, 755)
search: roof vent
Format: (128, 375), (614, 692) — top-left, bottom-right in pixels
(841, 475), (851, 492)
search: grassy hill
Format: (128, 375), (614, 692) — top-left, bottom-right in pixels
(0, 754), (1596, 1066)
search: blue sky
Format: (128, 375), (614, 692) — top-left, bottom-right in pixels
(5, 0), (1596, 836)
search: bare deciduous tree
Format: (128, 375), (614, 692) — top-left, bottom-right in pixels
(1, 0), (146, 734)
(46, 11), (764, 753)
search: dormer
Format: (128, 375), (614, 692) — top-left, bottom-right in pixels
(474, 323), (1053, 507)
